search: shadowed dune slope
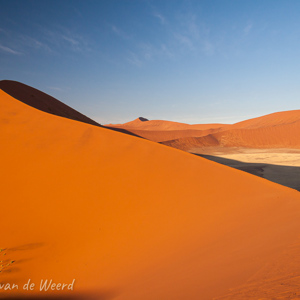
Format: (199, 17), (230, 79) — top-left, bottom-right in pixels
(0, 80), (100, 127)
(0, 80), (141, 138)
(1, 89), (300, 299)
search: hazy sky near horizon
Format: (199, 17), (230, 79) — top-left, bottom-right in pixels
(1, 0), (300, 124)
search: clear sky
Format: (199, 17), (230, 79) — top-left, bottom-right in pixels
(1, 0), (300, 124)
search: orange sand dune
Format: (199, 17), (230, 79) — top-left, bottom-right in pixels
(162, 135), (220, 151)
(120, 128), (225, 142)
(214, 121), (300, 148)
(163, 110), (300, 151)
(109, 110), (300, 145)
(1, 89), (300, 299)
(108, 117), (227, 142)
(231, 109), (300, 129)
(108, 117), (227, 131)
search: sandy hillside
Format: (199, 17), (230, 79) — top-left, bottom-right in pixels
(114, 128), (224, 143)
(107, 117), (228, 142)
(1, 88), (300, 299)
(162, 110), (300, 151)
(108, 110), (300, 146)
(231, 109), (300, 129)
(108, 117), (227, 131)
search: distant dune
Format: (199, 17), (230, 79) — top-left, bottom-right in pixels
(109, 117), (227, 131)
(163, 135), (220, 150)
(115, 128), (224, 143)
(109, 110), (300, 147)
(1, 86), (300, 299)
(161, 110), (300, 151)
(108, 117), (228, 142)
(231, 109), (300, 129)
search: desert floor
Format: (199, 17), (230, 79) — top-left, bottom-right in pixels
(191, 148), (300, 192)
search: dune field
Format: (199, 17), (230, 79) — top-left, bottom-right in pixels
(111, 110), (300, 150)
(112, 110), (300, 192)
(107, 117), (228, 142)
(1, 82), (300, 299)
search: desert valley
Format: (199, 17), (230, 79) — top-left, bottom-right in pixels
(0, 80), (300, 299)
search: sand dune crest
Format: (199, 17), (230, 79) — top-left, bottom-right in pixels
(1, 88), (300, 299)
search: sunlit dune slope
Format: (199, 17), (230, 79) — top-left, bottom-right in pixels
(1, 89), (300, 299)
(214, 121), (300, 148)
(163, 110), (300, 151)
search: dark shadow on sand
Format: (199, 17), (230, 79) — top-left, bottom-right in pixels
(193, 153), (300, 191)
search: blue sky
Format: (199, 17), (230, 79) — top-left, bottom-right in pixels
(1, 0), (300, 124)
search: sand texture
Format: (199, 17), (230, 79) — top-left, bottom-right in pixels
(1, 87), (300, 299)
